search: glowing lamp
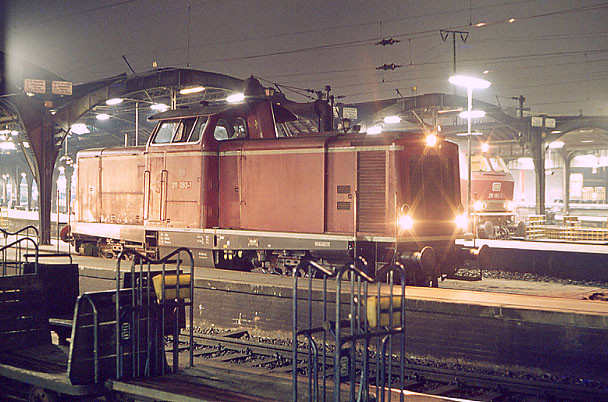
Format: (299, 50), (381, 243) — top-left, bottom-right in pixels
(425, 134), (438, 147)
(449, 75), (491, 89)
(70, 123), (90, 135)
(398, 214), (414, 231)
(150, 103), (169, 112)
(227, 93), (245, 103)
(179, 86), (205, 95)
(96, 113), (110, 121)
(383, 115), (401, 124)
(105, 98), (123, 106)
(459, 110), (486, 119)
(367, 125), (382, 135)
(481, 142), (490, 153)
(454, 214), (468, 230)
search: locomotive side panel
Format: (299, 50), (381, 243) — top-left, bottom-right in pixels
(326, 150), (356, 234)
(164, 150), (203, 228)
(99, 153), (145, 225)
(77, 152), (101, 223)
(239, 140), (325, 233)
(218, 141), (243, 229)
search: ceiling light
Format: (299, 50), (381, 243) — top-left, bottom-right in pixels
(22, 142), (30, 148)
(150, 103), (169, 112)
(508, 18), (516, 23)
(459, 110), (486, 119)
(96, 113), (111, 121)
(449, 75), (491, 89)
(456, 132), (483, 136)
(475, 22), (487, 27)
(482, 70), (489, 75)
(549, 141), (565, 149)
(0, 142), (16, 151)
(70, 123), (90, 135)
(179, 86), (205, 95)
(581, 140), (593, 143)
(551, 130), (562, 134)
(481, 142), (490, 153)
(367, 125), (383, 135)
(26, 92), (35, 97)
(105, 98), (123, 106)
(227, 93), (245, 103)
(383, 115), (401, 124)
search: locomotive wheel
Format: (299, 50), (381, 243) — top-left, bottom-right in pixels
(28, 387), (57, 402)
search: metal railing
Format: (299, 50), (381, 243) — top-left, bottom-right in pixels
(0, 236), (39, 276)
(0, 226), (39, 276)
(114, 247), (195, 380)
(292, 258), (407, 402)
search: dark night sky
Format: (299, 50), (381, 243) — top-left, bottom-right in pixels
(2, 0), (608, 115)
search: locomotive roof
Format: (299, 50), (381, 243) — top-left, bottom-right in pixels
(148, 103), (246, 121)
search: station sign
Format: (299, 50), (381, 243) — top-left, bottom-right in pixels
(342, 106), (358, 120)
(24, 79), (46, 94)
(545, 118), (556, 128)
(52, 81), (72, 96)
(531, 116), (543, 127)
(531, 116), (557, 129)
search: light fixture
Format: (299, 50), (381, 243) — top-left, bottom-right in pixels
(459, 110), (486, 119)
(227, 93), (245, 103)
(105, 98), (123, 106)
(26, 92), (35, 97)
(179, 86), (205, 95)
(508, 18), (516, 23)
(70, 123), (90, 135)
(454, 214), (468, 230)
(96, 113), (111, 121)
(456, 132), (483, 136)
(581, 140), (593, 143)
(22, 142), (30, 148)
(475, 22), (487, 27)
(383, 115), (401, 124)
(482, 70), (489, 75)
(548, 140), (565, 149)
(425, 133), (438, 147)
(398, 214), (414, 231)
(551, 130), (562, 134)
(481, 142), (490, 153)
(449, 74), (491, 222)
(150, 103), (169, 112)
(0, 142), (16, 151)
(449, 75), (491, 89)
(367, 125), (383, 135)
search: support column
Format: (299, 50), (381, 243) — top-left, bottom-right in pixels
(561, 151), (573, 214)
(530, 127), (546, 215)
(26, 174), (33, 211)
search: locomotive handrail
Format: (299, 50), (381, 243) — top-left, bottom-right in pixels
(0, 237), (39, 275)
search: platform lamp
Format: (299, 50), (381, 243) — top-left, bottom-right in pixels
(449, 75), (491, 229)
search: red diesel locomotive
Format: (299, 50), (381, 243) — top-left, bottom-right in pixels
(68, 78), (484, 286)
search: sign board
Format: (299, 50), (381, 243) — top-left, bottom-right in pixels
(342, 107), (358, 120)
(545, 118), (556, 128)
(52, 81), (72, 96)
(24, 79), (46, 94)
(531, 116), (543, 127)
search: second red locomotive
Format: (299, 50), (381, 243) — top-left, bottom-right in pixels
(68, 77), (485, 286)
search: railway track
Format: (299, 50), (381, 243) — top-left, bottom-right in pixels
(174, 330), (608, 401)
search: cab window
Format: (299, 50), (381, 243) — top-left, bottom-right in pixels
(153, 121), (178, 144)
(153, 118), (202, 144)
(213, 117), (248, 141)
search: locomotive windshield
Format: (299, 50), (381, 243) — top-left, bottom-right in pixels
(152, 117), (207, 144)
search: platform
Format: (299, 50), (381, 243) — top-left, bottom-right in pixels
(76, 262), (608, 383)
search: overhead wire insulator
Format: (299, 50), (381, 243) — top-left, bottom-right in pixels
(376, 63), (402, 71)
(375, 37), (400, 46)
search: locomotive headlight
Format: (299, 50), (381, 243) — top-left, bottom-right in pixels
(473, 200), (485, 211)
(398, 214), (414, 231)
(455, 214), (468, 230)
(425, 133), (438, 147)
